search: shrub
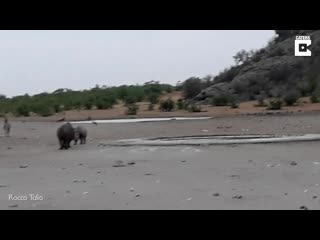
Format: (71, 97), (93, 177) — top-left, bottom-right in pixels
(124, 96), (137, 106)
(147, 94), (160, 104)
(176, 99), (184, 110)
(182, 77), (202, 99)
(16, 104), (30, 117)
(84, 101), (93, 110)
(255, 96), (267, 107)
(210, 94), (233, 106)
(267, 99), (283, 110)
(159, 98), (175, 112)
(148, 104), (154, 111)
(188, 104), (202, 112)
(230, 100), (239, 109)
(125, 104), (139, 115)
(284, 90), (300, 106)
(311, 94), (319, 103)
(96, 100), (113, 110)
(33, 104), (54, 117)
(53, 104), (62, 113)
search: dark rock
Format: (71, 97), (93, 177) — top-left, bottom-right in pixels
(8, 204), (18, 208)
(212, 193), (220, 197)
(19, 165), (28, 168)
(127, 161), (136, 165)
(290, 161), (298, 166)
(299, 206), (308, 210)
(113, 160), (126, 167)
(232, 195), (243, 199)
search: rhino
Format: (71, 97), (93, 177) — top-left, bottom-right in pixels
(57, 123), (75, 150)
(74, 126), (87, 145)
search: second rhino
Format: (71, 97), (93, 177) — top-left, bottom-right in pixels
(74, 126), (88, 145)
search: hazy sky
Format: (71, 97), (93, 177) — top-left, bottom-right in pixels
(0, 30), (275, 97)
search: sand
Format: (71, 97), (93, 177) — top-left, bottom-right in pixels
(1, 113), (320, 209)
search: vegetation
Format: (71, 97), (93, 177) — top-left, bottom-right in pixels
(284, 90), (300, 106)
(267, 99), (283, 110)
(210, 94), (234, 106)
(125, 104), (139, 115)
(159, 98), (175, 112)
(0, 81), (172, 117)
(187, 104), (202, 112)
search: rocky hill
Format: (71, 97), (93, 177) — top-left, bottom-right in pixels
(193, 30), (320, 103)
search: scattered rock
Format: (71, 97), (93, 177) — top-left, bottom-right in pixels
(7, 147), (12, 150)
(313, 196), (317, 199)
(229, 175), (240, 178)
(96, 171), (101, 174)
(144, 173), (153, 176)
(284, 193), (288, 196)
(113, 160), (126, 167)
(78, 163), (84, 166)
(299, 206), (308, 210)
(232, 195), (243, 199)
(130, 187), (135, 192)
(135, 194), (140, 197)
(127, 161), (136, 165)
(19, 165), (28, 168)
(8, 204), (18, 208)
(212, 193), (220, 197)
(290, 161), (298, 166)
(181, 160), (186, 163)
(0, 185), (8, 188)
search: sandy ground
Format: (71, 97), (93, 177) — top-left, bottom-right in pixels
(1, 113), (320, 209)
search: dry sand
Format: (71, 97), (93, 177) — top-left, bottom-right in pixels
(1, 113), (320, 209)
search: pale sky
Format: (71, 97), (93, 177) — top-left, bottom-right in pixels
(0, 30), (275, 97)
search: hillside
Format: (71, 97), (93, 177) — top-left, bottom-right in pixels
(193, 30), (320, 104)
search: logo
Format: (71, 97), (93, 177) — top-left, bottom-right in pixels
(295, 36), (312, 56)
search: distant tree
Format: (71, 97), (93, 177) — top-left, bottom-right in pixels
(182, 77), (202, 99)
(0, 94), (6, 100)
(233, 50), (250, 65)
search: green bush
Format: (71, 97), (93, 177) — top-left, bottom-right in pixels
(176, 99), (184, 110)
(284, 90), (300, 106)
(16, 104), (30, 117)
(53, 104), (62, 113)
(33, 104), (54, 117)
(255, 96), (267, 107)
(210, 95), (233, 106)
(84, 101), (93, 110)
(126, 104), (139, 115)
(267, 99), (283, 110)
(96, 99), (113, 110)
(147, 94), (160, 104)
(159, 98), (175, 112)
(188, 104), (202, 112)
(124, 96), (137, 106)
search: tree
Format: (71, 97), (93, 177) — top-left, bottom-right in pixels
(233, 50), (250, 65)
(182, 77), (202, 99)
